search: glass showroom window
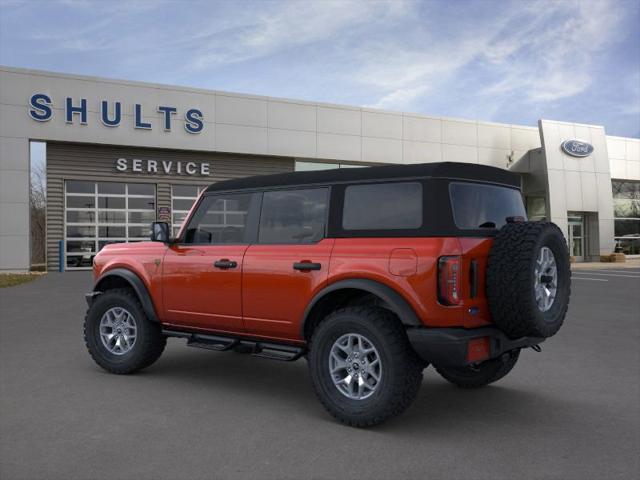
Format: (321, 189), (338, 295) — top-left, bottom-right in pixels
(171, 185), (208, 237)
(612, 180), (640, 256)
(65, 181), (156, 270)
(526, 196), (547, 222)
(295, 161), (366, 171)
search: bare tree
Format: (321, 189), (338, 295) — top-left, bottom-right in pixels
(30, 161), (46, 269)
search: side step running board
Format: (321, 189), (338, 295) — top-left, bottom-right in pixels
(188, 333), (238, 352)
(162, 329), (305, 362)
(249, 342), (305, 361)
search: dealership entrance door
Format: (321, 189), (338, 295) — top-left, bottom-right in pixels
(568, 213), (585, 261)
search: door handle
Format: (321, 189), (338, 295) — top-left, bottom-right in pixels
(293, 261), (321, 271)
(214, 259), (237, 269)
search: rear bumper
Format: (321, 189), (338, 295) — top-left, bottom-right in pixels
(406, 326), (544, 367)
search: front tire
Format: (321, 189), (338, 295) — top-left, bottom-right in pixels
(435, 349), (520, 388)
(308, 307), (423, 427)
(84, 288), (166, 374)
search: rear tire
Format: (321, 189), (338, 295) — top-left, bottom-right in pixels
(308, 306), (423, 427)
(84, 288), (166, 374)
(435, 349), (520, 388)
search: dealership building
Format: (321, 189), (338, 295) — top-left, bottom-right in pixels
(0, 65), (639, 272)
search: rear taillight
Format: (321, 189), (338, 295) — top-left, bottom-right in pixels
(438, 256), (461, 305)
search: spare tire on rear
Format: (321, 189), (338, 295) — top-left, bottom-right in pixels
(486, 221), (571, 339)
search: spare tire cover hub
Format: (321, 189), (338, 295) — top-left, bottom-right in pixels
(534, 246), (557, 312)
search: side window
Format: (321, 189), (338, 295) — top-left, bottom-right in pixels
(183, 193), (253, 244)
(343, 182), (422, 230)
(259, 188), (328, 244)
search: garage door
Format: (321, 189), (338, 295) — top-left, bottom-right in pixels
(64, 180), (156, 270)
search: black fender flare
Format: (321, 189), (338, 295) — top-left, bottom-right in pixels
(301, 279), (422, 337)
(93, 268), (159, 323)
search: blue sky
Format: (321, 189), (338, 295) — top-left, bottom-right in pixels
(1, 0), (639, 137)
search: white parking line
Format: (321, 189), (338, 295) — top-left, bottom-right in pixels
(572, 272), (640, 278)
(576, 269), (640, 275)
(572, 277), (608, 282)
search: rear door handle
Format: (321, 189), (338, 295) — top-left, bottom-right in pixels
(214, 259), (237, 269)
(293, 261), (321, 271)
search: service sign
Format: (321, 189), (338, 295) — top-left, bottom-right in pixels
(115, 157), (210, 176)
(561, 139), (594, 157)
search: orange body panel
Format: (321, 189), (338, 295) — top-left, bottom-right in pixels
(93, 235), (495, 343)
(242, 239), (335, 339)
(161, 244), (247, 332)
(328, 237), (491, 329)
(93, 241), (167, 316)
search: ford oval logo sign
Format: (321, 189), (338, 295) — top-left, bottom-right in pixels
(561, 139), (594, 157)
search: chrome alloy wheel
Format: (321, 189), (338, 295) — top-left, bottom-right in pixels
(329, 333), (382, 400)
(99, 307), (137, 355)
(534, 246), (558, 312)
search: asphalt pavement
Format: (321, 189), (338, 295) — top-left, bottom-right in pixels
(1, 268), (639, 480)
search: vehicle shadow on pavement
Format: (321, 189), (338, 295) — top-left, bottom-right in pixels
(131, 343), (321, 409)
(136, 343), (581, 432)
(381, 378), (578, 435)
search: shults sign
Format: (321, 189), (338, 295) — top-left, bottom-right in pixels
(28, 93), (204, 134)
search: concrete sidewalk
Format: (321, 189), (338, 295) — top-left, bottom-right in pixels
(571, 258), (640, 270)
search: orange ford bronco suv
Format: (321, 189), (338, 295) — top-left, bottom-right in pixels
(84, 162), (570, 427)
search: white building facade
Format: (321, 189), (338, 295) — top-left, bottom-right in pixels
(1, 66), (638, 271)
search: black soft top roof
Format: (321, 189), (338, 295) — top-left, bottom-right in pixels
(205, 162), (520, 193)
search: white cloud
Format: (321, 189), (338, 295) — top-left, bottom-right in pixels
(481, 0), (623, 103)
(189, 0), (410, 70)
(354, 0), (624, 111)
(369, 84), (430, 110)
(361, 37), (495, 109)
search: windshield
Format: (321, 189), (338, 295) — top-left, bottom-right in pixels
(449, 182), (527, 230)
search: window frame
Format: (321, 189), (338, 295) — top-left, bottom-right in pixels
(175, 191), (261, 246)
(256, 186), (331, 245)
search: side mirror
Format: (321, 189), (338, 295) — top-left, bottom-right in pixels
(150, 221), (170, 243)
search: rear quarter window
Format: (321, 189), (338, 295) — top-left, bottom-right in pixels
(449, 182), (526, 230)
(343, 182), (422, 230)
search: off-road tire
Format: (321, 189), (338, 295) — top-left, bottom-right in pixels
(486, 221), (571, 339)
(84, 288), (166, 374)
(308, 306), (423, 427)
(435, 349), (520, 388)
